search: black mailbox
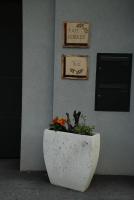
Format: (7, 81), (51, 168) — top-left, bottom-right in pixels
(95, 53), (132, 111)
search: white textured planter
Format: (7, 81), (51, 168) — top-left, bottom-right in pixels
(43, 129), (100, 192)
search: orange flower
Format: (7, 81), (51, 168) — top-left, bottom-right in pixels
(52, 117), (66, 126)
(52, 117), (58, 124)
(57, 118), (66, 126)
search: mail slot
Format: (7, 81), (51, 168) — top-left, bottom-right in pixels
(95, 53), (132, 111)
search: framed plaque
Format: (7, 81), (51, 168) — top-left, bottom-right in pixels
(62, 55), (88, 80)
(63, 22), (90, 48)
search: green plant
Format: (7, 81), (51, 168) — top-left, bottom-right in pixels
(49, 111), (95, 136)
(73, 125), (95, 136)
(73, 114), (95, 136)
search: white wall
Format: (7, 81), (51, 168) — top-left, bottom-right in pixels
(53, 0), (134, 175)
(20, 0), (55, 170)
(21, 0), (134, 174)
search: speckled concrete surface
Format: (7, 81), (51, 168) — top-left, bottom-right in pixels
(43, 130), (100, 192)
(0, 160), (134, 200)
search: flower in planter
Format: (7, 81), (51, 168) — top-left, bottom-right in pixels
(50, 117), (67, 132)
(52, 117), (66, 126)
(49, 111), (95, 136)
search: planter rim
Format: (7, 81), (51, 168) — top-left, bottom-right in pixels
(44, 129), (100, 138)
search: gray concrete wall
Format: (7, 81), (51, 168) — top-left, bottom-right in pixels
(53, 0), (134, 175)
(20, 0), (55, 170)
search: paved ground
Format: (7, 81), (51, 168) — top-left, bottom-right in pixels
(0, 160), (134, 200)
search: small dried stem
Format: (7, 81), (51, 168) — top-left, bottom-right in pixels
(73, 110), (81, 127)
(66, 113), (73, 132)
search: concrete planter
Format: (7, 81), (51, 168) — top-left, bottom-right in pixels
(43, 129), (100, 192)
